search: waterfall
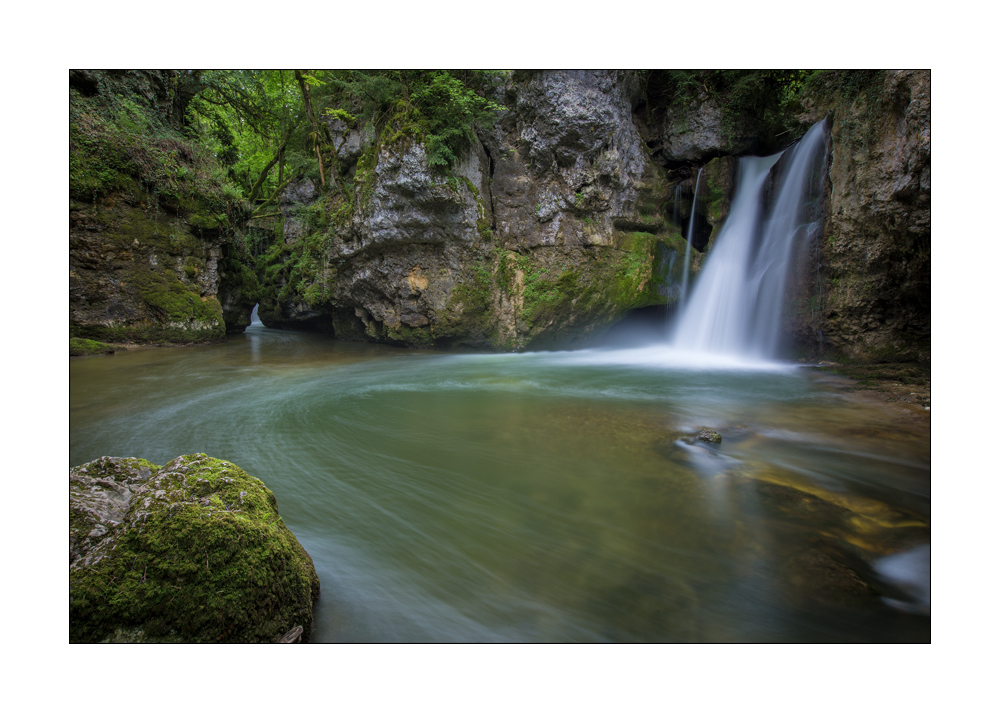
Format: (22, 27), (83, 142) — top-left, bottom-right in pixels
(249, 303), (264, 328)
(680, 167), (702, 307)
(670, 119), (829, 359)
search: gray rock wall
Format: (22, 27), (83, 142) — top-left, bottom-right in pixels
(262, 70), (684, 350)
(792, 70), (931, 361)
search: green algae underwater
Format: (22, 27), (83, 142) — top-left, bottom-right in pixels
(70, 324), (930, 642)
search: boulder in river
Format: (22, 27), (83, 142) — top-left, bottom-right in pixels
(70, 454), (320, 643)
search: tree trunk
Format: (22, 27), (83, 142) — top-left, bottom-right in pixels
(295, 70), (327, 190)
(248, 128), (291, 203)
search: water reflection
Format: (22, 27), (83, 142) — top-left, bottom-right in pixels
(70, 327), (930, 642)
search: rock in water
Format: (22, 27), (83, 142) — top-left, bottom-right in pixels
(70, 455), (320, 643)
(696, 429), (722, 444)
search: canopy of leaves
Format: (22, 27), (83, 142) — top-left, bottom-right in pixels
(185, 70), (300, 204)
(183, 70), (507, 205)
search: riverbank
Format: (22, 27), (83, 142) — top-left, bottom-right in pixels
(69, 337), (228, 356)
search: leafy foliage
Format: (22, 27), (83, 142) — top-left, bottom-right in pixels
(410, 71), (506, 166)
(70, 81), (239, 213)
(182, 70), (506, 209)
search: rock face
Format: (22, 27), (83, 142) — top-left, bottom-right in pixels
(790, 70), (931, 361)
(260, 70), (691, 350)
(70, 455), (320, 643)
(656, 96), (751, 164)
(634, 72), (756, 166)
(69, 196), (229, 344)
(70, 70), (253, 344)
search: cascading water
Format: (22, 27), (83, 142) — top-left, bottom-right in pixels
(670, 119), (829, 359)
(680, 167), (702, 308)
(249, 303), (264, 328)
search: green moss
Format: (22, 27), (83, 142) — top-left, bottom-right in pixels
(386, 323), (436, 347)
(70, 88), (239, 215)
(103, 203), (202, 254)
(71, 317), (225, 347)
(428, 260), (495, 346)
(183, 256), (202, 278)
(189, 214), (225, 232)
(516, 257), (576, 324)
(132, 263), (223, 325)
(70, 338), (116, 356)
(70, 455), (320, 644)
(609, 232), (663, 308)
(302, 281), (334, 308)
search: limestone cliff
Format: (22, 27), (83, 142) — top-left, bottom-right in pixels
(258, 70), (691, 350)
(792, 70), (931, 362)
(69, 70), (256, 345)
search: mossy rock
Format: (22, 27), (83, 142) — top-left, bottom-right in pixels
(70, 338), (116, 356)
(696, 429), (722, 444)
(70, 455), (320, 643)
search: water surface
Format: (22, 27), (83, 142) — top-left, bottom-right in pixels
(70, 324), (930, 642)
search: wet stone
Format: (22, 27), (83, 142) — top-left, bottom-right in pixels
(696, 429), (722, 444)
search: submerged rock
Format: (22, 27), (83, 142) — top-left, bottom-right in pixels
(586, 571), (699, 643)
(781, 545), (881, 611)
(70, 455), (320, 643)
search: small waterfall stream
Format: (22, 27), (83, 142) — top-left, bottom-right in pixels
(249, 303), (264, 328)
(670, 119), (829, 359)
(680, 167), (702, 308)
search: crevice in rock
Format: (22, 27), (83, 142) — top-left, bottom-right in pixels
(480, 139), (498, 231)
(683, 210), (712, 252)
(70, 70), (100, 97)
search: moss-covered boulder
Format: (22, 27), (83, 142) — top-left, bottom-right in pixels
(70, 455), (320, 643)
